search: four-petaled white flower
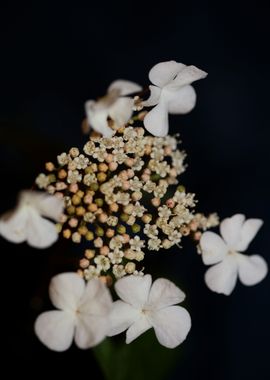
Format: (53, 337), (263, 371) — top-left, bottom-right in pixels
(85, 80), (142, 137)
(108, 274), (191, 348)
(35, 272), (112, 351)
(143, 60), (207, 136)
(200, 214), (268, 295)
(0, 191), (64, 248)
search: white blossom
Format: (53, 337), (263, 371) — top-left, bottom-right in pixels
(107, 275), (191, 348)
(35, 273), (112, 351)
(200, 214), (268, 295)
(85, 80), (142, 137)
(0, 191), (63, 248)
(143, 61), (207, 136)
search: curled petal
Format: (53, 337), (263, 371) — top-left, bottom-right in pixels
(220, 214), (245, 249)
(150, 306), (191, 349)
(167, 65), (207, 89)
(85, 100), (114, 137)
(0, 208), (28, 244)
(149, 61), (186, 87)
(204, 255), (238, 295)
(26, 210), (59, 248)
(115, 274), (152, 309)
(200, 231), (228, 265)
(142, 85), (161, 107)
(237, 253), (268, 286)
(36, 195), (64, 221)
(235, 219), (263, 252)
(49, 272), (85, 311)
(165, 85), (196, 114)
(143, 101), (169, 137)
(108, 80), (142, 96)
(19, 191), (64, 221)
(109, 97), (134, 126)
(107, 300), (140, 337)
(34, 310), (75, 352)
(126, 315), (152, 344)
(147, 278), (185, 310)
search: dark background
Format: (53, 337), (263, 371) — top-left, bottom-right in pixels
(1, 1), (269, 379)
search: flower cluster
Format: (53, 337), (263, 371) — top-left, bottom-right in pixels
(0, 60), (267, 353)
(34, 126), (201, 281)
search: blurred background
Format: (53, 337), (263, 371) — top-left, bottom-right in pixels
(0, 1), (269, 379)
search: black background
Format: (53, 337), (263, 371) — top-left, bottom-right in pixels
(1, 1), (270, 379)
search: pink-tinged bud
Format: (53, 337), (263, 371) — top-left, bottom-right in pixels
(127, 169), (135, 178)
(100, 246), (109, 256)
(69, 183), (79, 193)
(80, 258), (90, 269)
(122, 181), (130, 190)
(151, 197), (161, 207)
(109, 162), (118, 171)
(105, 154), (114, 163)
(166, 198), (175, 208)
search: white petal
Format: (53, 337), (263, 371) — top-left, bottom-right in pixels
(108, 80), (142, 96)
(143, 101), (169, 137)
(115, 274), (152, 309)
(200, 231), (228, 265)
(237, 253), (268, 286)
(78, 278), (112, 316)
(148, 61), (186, 87)
(149, 306), (191, 349)
(49, 272), (85, 311)
(0, 207), (28, 243)
(34, 310), (75, 352)
(142, 85), (161, 107)
(220, 214), (245, 249)
(166, 85), (196, 114)
(75, 279), (112, 348)
(204, 255), (238, 295)
(36, 195), (64, 221)
(75, 314), (108, 348)
(147, 278), (185, 310)
(107, 300), (140, 336)
(235, 219), (263, 252)
(19, 191), (64, 221)
(167, 65), (207, 89)
(108, 97), (134, 126)
(126, 315), (152, 344)
(26, 210), (59, 248)
(85, 100), (114, 137)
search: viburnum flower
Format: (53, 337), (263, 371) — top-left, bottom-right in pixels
(85, 80), (142, 137)
(0, 190), (63, 248)
(143, 61), (207, 136)
(200, 214), (268, 295)
(108, 275), (191, 348)
(35, 272), (112, 351)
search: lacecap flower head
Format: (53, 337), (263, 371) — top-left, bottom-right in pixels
(0, 60), (267, 353)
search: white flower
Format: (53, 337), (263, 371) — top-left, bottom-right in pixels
(35, 272), (112, 351)
(107, 275), (191, 348)
(200, 214), (268, 295)
(35, 173), (50, 189)
(0, 191), (63, 248)
(129, 236), (145, 251)
(85, 80), (142, 137)
(109, 250), (124, 264)
(143, 61), (207, 136)
(67, 170), (82, 184)
(148, 238), (162, 251)
(94, 255), (111, 271)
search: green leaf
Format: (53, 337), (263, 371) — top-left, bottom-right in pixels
(93, 331), (181, 380)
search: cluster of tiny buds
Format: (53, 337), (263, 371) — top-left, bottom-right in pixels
(35, 123), (218, 284)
